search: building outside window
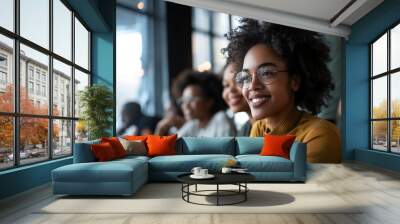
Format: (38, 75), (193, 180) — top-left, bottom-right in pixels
(0, 54), (7, 89)
(0, 71), (6, 85)
(28, 67), (34, 80)
(36, 83), (40, 95)
(41, 85), (46, 97)
(0, 54), (7, 67)
(41, 73), (46, 82)
(35, 70), (40, 81)
(28, 81), (34, 94)
(0, 0), (91, 170)
(370, 22), (400, 154)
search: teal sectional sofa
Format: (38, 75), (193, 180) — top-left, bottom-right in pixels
(52, 137), (306, 196)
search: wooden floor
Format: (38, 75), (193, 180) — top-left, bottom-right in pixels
(1, 162), (400, 224)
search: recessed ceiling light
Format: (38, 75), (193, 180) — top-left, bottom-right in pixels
(137, 1), (144, 10)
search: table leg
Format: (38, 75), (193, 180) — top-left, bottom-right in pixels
(188, 184), (190, 202)
(245, 183), (247, 201)
(195, 184), (197, 192)
(181, 184), (183, 199)
(217, 184), (219, 206)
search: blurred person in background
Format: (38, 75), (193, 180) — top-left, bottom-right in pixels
(222, 62), (254, 136)
(165, 70), (236, 137)
(117, 102), (161, 136)
(154, 102), (186, 136)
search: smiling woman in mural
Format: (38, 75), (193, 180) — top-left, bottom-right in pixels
(223, 18), (341, 163)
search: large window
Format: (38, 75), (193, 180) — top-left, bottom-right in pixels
(116, 0), (169, 132)
(0, 0), (91, 170)
(370, 22), (400, 153)
(192, 9), (241, 72)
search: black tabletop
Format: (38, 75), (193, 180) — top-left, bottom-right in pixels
(177, 172), (255, 185)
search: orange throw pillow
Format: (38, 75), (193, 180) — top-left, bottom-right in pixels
(91, 142), (117, 161)
(101, 137), (127, 158)
(260, 134), (296, 159)
(146, 134), (177, 157)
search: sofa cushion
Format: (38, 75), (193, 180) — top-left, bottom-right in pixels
(101, 137), (127, 158)
(147, 134), (177, 157)
(119, 139), (147, 156)
(236, 137), (263, 155)
(115, 155), (150, 163)
(236, 155), (293, 172)
(91, 142), (118, 161)
(177, 137), (235, 155)
(53, 158), (147, 183)
(148, 154), (235, 172)
(123, 135), (148, 142)
(260, 134), (296, 159)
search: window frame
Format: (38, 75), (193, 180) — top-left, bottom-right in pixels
(369, 19), (400, 154)
(0, 0), (92, 171)
(191, 9), (235, 72)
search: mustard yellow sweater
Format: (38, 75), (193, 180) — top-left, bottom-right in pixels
(250, 111), (341, 163)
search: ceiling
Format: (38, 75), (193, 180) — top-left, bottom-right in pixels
(164, 0), (384, 38)
(225, 0), (353, 22)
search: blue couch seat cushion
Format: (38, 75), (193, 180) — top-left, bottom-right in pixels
(177, 137), (235, 155)
(115, 155), (150, 163)
(53, 159), (147, 183)
(236, 155), (293, 172)
(149, 154), (235, 172)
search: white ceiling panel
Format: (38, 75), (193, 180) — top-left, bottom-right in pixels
(224, 0), (352, 21)
(164, 0), (384, 38)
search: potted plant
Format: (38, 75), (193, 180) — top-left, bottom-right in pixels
(79, 84), (113, 140)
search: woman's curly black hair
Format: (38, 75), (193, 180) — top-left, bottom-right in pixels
(222, 18), (334, 115)
(172, 69), (227, 114)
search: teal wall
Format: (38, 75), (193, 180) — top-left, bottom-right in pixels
(91, 0), (116, 135)
(0, 158), (72, 199)
(345, 0), (400, 170)
(0, 0), (116, 200)
(92, 33), (114, 87)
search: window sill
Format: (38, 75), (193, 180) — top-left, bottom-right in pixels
(0, 156), (72, 175)
(355, 148), (400, 172)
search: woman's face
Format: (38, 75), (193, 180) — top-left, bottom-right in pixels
(180, 84), (213, 121)
(222, 63), (250, 113)
(241, 43), (299, 120)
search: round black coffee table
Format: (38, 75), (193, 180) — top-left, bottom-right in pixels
(177, 173), (255, 206)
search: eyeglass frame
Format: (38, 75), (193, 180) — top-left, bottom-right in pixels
(234, 64), (288, 89)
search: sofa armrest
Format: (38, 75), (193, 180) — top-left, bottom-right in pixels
(289, 141), (307, 181)
(73, 140), (100, 163)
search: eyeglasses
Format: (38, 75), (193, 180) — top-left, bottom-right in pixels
(176, 96), (204, 105)
(235, 66), (287, 89)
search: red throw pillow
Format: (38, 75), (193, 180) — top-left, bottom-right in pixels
(91, 142), (117, 161)
(146, 134), (177, 157)
(101, 137), (127, 158)
(260, 134), (296, 159)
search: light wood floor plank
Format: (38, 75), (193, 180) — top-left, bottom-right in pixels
(1, 162), (400, 224)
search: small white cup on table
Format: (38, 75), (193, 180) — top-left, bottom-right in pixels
(191, 167), (202, 176)
(199, 168), (208, 176)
